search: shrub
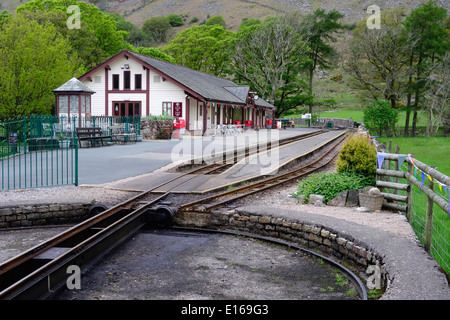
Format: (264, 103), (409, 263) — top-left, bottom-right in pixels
(335, 135), (377, 178)
(296, 172), (375, 203)
(363, 100), (398, 136)
(166, 14), (184, 27)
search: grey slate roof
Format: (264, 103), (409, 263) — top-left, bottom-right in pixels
(54, 77), (96, 93)
(128, 51), (275, 109)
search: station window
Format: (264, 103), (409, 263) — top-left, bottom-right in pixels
(135, 74), (142, 90)
(124, 71), (131, 90)
(113, 74), (120, 90)
(162, 102), (172, 116)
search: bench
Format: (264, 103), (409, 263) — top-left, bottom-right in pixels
(75, 127), (111, 148)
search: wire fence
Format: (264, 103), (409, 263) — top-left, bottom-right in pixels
(374, 141), (450, 278)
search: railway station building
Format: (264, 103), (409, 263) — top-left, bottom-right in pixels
(54, 49), (276, 136)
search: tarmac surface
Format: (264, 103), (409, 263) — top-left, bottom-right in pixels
(79, 128), (317, 186)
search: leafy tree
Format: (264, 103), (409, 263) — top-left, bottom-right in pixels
(363, 100), (399, 136)
(0, 15), (75, 119)
(302, 8), (344, 114)
(0, 10), (12, 25)
(162, 25), (234, 76)
(134, 47), (176, 64)
(232, 12), (311, 117)
(17, 0), (130, 70)
(345, 8), (410, 109)
(205, 15), (227, 28)
(403, 0), (449, 136)
(108, 12), (152, 47)
(239, 18), (261, 30)
(423, 52), (450, 136)
(142, 16), (173, 44)
(166, 14), (184, 27)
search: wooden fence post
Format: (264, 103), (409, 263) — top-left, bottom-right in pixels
(425, 168), (435, 253)
(406, 160), (413, 222)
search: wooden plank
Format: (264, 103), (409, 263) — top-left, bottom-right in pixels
(381, 192), (408, 203)
(376, 181), (409, 191)
(376, 169), (405, 178)
(382, 202), (407, 212)
(405, 172), (449, 214)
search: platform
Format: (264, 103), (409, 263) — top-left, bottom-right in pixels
(103, 130), (346, 193)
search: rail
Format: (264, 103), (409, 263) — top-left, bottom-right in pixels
(0, 130), (349, 299)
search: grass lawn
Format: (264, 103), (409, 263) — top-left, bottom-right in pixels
(377, 136), (450, 177)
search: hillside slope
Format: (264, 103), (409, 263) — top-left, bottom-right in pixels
(2, 0), (449, 30)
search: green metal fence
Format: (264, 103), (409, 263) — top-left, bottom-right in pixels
(0, 115), (141, 191)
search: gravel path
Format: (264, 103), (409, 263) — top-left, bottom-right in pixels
(0, 180), (418, 244)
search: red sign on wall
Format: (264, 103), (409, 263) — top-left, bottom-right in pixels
(173, 102), (183, 118)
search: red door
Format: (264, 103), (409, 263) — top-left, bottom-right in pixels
(113, 102), (141, 117)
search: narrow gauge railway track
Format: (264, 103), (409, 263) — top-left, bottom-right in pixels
(0, 130), (348, 300)
(180, 129), (327, 175)
(178, 132), (348, 213)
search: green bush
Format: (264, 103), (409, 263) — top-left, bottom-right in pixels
(363, 100), (398, 136)
(335, 135), (377, 178)
(296, 172), (375, 203)
(166, 14), (184, 27)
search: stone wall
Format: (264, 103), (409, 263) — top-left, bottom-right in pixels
(140, 119), (173, 140)
(289, 117), (357, 129)
(0, 203), (90, 228)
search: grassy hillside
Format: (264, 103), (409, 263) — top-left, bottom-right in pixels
(2, 0), (449, 30)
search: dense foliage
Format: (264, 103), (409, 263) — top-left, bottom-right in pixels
(335, 135), (377, 178)
(0, 0), (448, 126)
(363, 100), (399, 136)
(296, 171), (375, 203)
(0, 15), (75, 119)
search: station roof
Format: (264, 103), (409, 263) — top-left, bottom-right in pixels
(128, 51), (275, 109)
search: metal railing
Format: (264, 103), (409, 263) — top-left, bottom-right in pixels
(0, 115), (141, 191)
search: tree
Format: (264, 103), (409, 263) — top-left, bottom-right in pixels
(0, 15), (75, 119)
(162, 25), (234, 76)
(142, 16), (173, 44)
(344, 8), (410, 109)
(302, 9), (344, 114)
(403, 0), (449, 136)
(17, 0), (130, 71)
(423, 52), (450, 136)
(363, 100), (399, 136)
(109, 12), (152, 47)
(205, 15), (227, 28)
(166, 14), (184, 27)
(231, 12), (311, 117)
(134, 47), (176, 64)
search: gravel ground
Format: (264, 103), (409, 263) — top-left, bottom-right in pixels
(232, 181), (419, 244)
(0, 186), (140, 208)
(0, 181), (418, 244)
